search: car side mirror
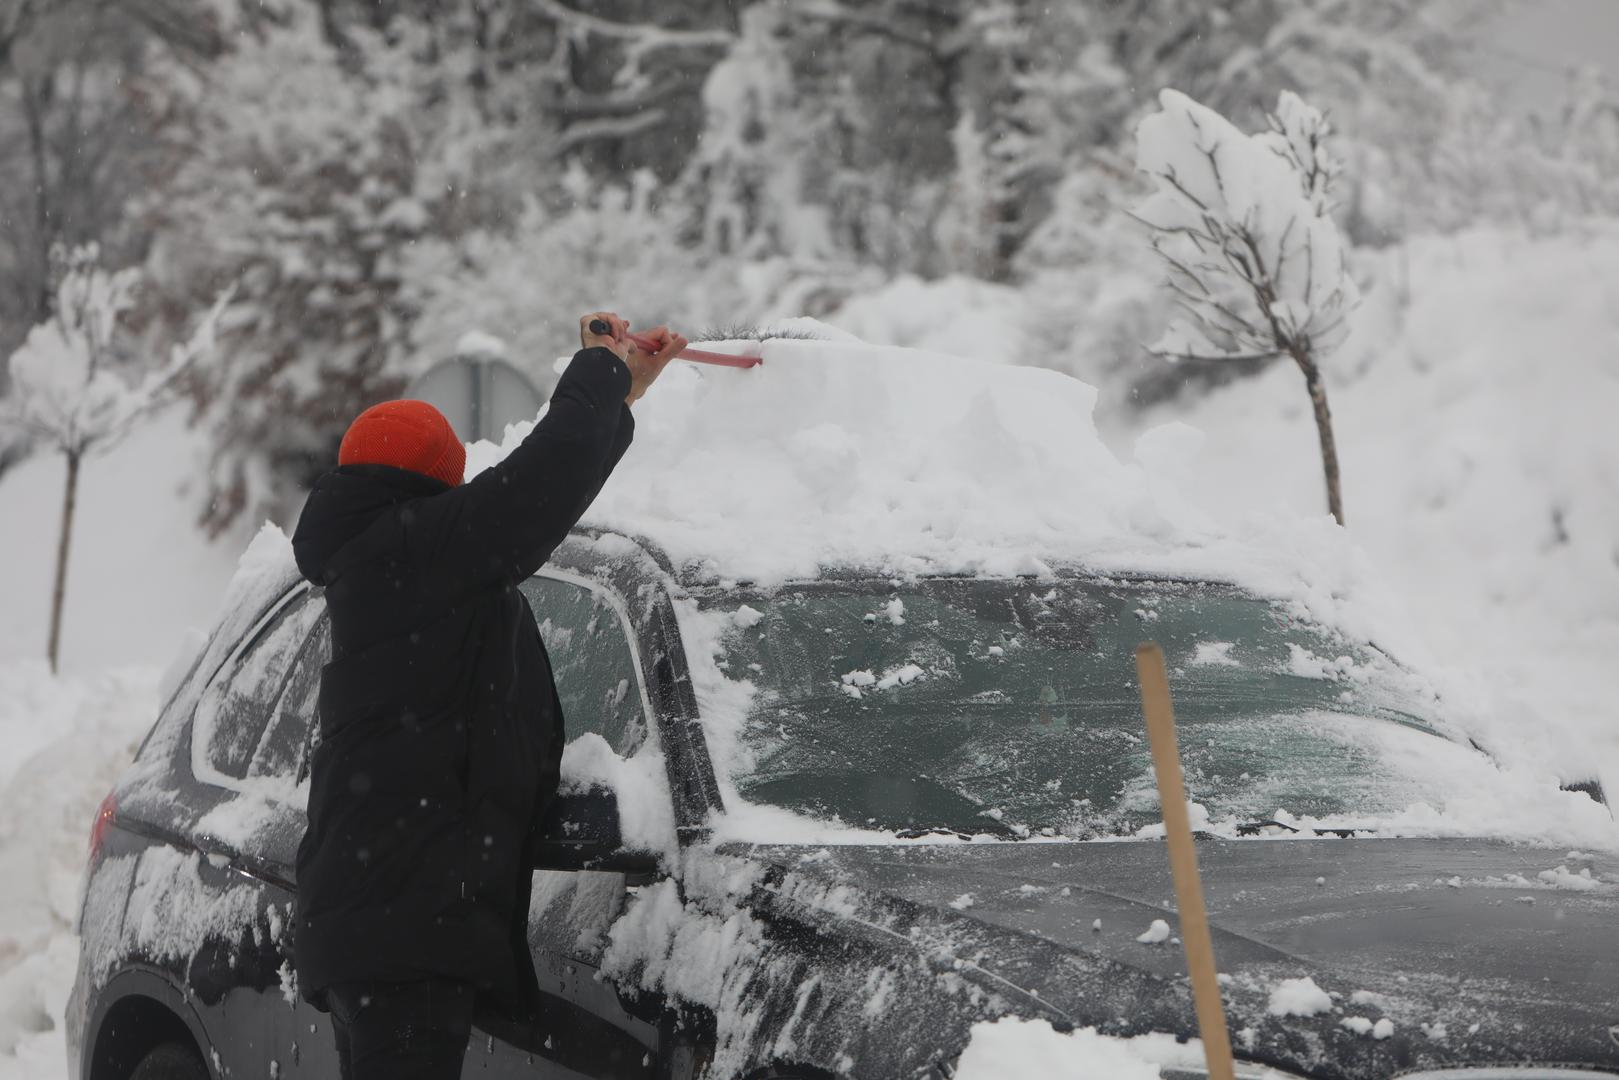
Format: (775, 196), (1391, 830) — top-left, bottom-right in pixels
(533, 785), (660, 875)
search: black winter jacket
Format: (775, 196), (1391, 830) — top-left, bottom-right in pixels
(289, 348), (634, 1016)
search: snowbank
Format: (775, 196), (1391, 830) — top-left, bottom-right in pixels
(0, 662), (160, 1080)
(1120, 223), (1619, 797)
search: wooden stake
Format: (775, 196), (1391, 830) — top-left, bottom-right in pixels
(1136, 641), (1236, 1080)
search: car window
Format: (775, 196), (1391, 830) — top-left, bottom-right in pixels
(248, 611), (330, 788)
(193, 590), (320, 782)
(519, 575), (646, 755)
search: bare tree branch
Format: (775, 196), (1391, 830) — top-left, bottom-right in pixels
(532, 0), (732, 49)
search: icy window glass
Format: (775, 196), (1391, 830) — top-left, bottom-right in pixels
(248, 612), (330, 787)
(520, 576), (646, 756)
(194, 590), (322, 782)
(702, 577), (1446, 838)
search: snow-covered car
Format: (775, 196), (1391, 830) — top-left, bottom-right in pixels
(68, 338), (1618, 1079)
(65, 527), (1619, 1080)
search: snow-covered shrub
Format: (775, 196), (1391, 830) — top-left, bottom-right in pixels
(399, 167), (710, 393)
(1132, 89), (1359, 524)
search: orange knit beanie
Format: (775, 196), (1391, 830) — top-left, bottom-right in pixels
(338, 400), (465, 488)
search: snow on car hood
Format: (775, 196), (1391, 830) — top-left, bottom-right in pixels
(728, 838), (1619, 1076)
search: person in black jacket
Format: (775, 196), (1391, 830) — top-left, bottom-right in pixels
(289, 312), (686, 1080)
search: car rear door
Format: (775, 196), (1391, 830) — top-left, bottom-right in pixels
(177, 585), (328, 1078)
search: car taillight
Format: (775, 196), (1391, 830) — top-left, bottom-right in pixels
(89, 792), (117, 863)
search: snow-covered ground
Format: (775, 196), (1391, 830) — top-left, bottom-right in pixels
(0, 665), (160, 1079)
(2, 225), (1615, 1077)
(0, 406), (242, 674)
(0, 408), (239, 1079)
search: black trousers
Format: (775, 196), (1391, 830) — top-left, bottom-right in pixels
(327, 979), (474, 1080)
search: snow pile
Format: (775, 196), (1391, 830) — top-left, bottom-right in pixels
(557, 733), (678, 857)
(468, 330), (1447, 678)
(826, 274), (1030, 366)
(955, 1020), (1268, 1080)
(1339, 1016), (1394, 1039)
(1123, 222), (1619, 796)
(953, 1017), (1161, 1080)
(468, 334), (1208, 584)
(1267, 976), (1334, 1018)
(0, 662), (160, 1080)
(1134, 919), (1171, 944)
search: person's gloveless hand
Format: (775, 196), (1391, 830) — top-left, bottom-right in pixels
(623, 326), (687, 406)
(580, 311), (632, 361)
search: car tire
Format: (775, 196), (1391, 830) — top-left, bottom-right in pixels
(129, 1041), (209, 1080)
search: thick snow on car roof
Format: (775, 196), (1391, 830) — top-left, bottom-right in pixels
(466, 328), (1413, 653)
(476, 334), (1274, 573)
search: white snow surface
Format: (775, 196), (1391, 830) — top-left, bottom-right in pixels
(0, 662), (160, 1080)
(467, 336), (1392, 628)
(0, 407), (241, 672)
(468, 336), (1170, 581)
(1135, 918), (1171, 944)
(953, 1018), (1270, 1080)
(953, 1018), (1161, 1080)
(1267, 976), (1334, 1018)
(1116, 223), (1619, 800)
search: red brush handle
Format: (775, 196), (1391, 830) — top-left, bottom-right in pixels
(626, 332), (762, 369)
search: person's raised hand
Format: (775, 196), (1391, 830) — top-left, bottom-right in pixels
(625, 326), (688, 406)
(580, 311), (632, 361)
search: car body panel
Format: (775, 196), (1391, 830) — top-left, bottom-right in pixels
(696, 839), (1619, 1078)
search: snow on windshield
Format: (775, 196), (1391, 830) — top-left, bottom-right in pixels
(679, 578), (1617, 850)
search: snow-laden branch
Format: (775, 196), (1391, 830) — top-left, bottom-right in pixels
(6, 247), (229, 459)
(1131, 88), (1357, 526)
(1132, 88), (1359, 369)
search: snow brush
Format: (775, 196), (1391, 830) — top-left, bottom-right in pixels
(588, 319), (762, 369)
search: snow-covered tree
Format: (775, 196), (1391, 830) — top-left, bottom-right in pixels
(1132, 89), (1359, 525)
(141, 13), (437, 533)
(400, 165), (706, 389)
(5, 247), (223, 672)
(0, 0), (218, 369)
(680, 2), (821, 261)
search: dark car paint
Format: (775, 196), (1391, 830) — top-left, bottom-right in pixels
(709, 838), (1619, 1078)
(67, 529), (1619, 1080)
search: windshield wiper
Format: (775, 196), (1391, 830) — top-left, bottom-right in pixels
(1234, 819), (1369, 838)
(894, 826), (976, 841)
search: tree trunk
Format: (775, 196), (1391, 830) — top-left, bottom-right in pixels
(1295, 356), (1344, 527)
(46, 448), (81, 675)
